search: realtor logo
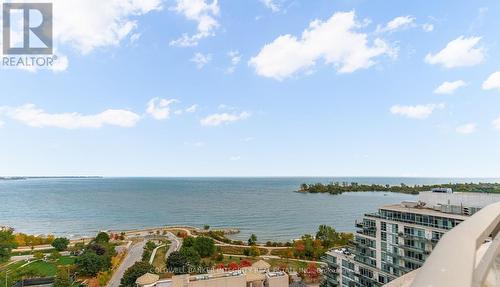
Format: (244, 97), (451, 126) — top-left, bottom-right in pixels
(2, 3), (53, 55)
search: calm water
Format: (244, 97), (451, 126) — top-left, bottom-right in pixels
(1, 177), (498, 241)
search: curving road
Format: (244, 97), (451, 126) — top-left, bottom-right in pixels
(107, 232), (182, 287)
(165, 232), (182, 259)
(107, 240), (146, 287)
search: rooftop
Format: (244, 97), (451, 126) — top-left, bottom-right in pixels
(379, 204), (469, 220)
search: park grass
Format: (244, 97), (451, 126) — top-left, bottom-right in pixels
(217, 245), (268, 256)
(11, 248), (55, 256)
(152, 245), (169, 270)
(0, 256), (77, 285)
(270, 248), (291, 257)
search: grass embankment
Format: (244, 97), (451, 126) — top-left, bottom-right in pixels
(218, 245), (268, 255)
(152, 245), (169, 270)
(11, 248), (55, 256)
(0, 256), (76, 286)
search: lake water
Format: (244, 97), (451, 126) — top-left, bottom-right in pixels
(1, 177), (497, 241)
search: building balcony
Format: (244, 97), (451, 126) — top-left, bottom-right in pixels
(383, 201), (500, 287)
(397, 243), (428, 254)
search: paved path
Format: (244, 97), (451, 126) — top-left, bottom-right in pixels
(108, 233), (181, 287)
(165, 232), (181, 259)
(107, 240), (146, 287)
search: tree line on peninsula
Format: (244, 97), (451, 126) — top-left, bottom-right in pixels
(297, 182), (500, 195)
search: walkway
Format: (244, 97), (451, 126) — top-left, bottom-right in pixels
(107, 239), (146, 287)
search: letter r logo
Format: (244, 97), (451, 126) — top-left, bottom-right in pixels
(2, 3), (53, 55)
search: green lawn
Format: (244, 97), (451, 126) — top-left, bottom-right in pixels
(152, 245), (169, 270)
(0, 256), (77, 286)
(11, 248), (55, 256)
(218, 245), (268, 256)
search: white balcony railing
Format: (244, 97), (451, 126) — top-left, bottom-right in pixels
(384, 201), (500, 287)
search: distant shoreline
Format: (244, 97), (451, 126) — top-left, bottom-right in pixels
(0, 176), (103, 181)
(296, 182), (500, 195)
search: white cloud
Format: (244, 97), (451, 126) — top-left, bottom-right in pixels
(376, 15), (415, 33)
(190, 53), (212, 69)
(0, 120), (4, 128)
(434, 80), (467, 95)
(200, 111), (250, 126)
(425, 36), (485, 68)
(482, 71), (500, 91)
(226, 50), (241, 73)
(146, 98), (178, 120)
(422, 23), (434, 32)
(456, 123), (476, 134)
(249, 11), (394, 80)
(260, 0), (280, 12)
(50, 54), (70, 72)
(54, 0), (162, 54)
(228, 51), (241, 65)
(185, 104), (198, 113)
(229, 155), (241, 161)
(390, 103), (444, 119)
(493, 118), (500, 131)
(243, 137), (254, 142)
(0, 104), (140, 129)
(0, 0), (161, 72)
(169, 0), (220, 47)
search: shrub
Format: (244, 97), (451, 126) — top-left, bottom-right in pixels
(52, 237), (70, 251)
(120, 261), (154, 287)
(227, 262), (239, 270)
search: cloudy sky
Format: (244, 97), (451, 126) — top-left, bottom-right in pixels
(1, 0), (500, 177)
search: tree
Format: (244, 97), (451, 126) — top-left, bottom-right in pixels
(249, 246), (260, 257)
(54, 267), (72, 287)
(180, 247), (201, 267)
(95, 232), (110, 244)
(248, 234), (257, 246)
(239, 259), (252, 268)
(76, 252), (106, 276)
(120, 261), (154, 287)
(214, 263), (225, 270)
(203, 225), (210, 230)
(227, 262), (239, 270)
(52, 237), (70, 251)
(193, 237), (216, 258)
(306, 263), (320, 281)
(315, 225), (338, 248)
(300, 183), (309, 191)
(166, 251), (189, 275)
(33, 251), (45, 260)
(0, 228), (17, 262)
(182, 237), (195, 248)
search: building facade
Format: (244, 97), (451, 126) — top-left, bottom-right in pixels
(321, 190), (500, 287)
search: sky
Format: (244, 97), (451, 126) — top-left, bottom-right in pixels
(1, 0), (500, 177)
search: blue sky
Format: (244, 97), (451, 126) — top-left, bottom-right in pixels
(1, 0), (500, 177)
